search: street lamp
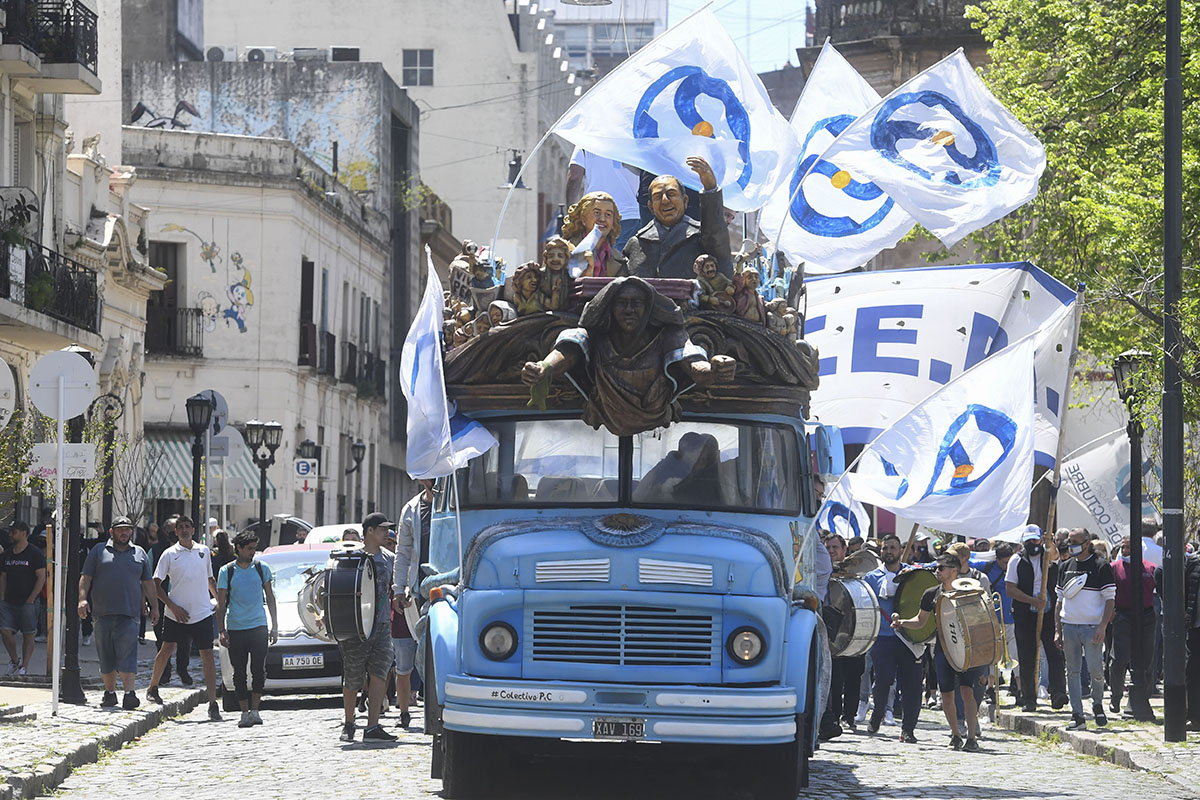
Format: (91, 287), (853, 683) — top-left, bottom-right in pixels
(298, 438), (318, 460)
(245, 419), (283, 529)
(346, 439), (366, 474)
(184, 394), (213, 535)
(1113, 348), (1156, 721)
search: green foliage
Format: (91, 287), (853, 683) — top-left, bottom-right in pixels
(0, 410), (35, 523)
(965, 0), (1200, 423)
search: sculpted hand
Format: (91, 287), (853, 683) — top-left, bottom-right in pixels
(686, 156), (718, 191)
(521, 360), (547, 386)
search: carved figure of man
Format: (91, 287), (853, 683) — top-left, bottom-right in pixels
(623, 156), (733, 279)
(691, 254), (735, 312)
(521, 277), (735, 436)
(470, 261), (495, 290)
(539, 237), (573, 311)
(734, 267), (768, 326)
(510, 262), (546, 316)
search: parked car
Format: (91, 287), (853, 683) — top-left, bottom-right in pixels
(303, 523), (363, 543)
(216, 541), (343, 711)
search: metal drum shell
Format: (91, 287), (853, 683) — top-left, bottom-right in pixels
(895, 568), (939, 644)
(828, 577), (881, 658)
(936, 590), (1002, 672)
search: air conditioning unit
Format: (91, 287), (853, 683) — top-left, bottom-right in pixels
(292, 47), (330, 62)
(243, 46), (278, 63)
(330, 46), (360, 62)
(205, 45), (237, 62)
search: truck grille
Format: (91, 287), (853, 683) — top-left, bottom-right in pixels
(530, 605), (718, 667)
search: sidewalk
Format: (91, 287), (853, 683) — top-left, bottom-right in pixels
(993, 693), (1200, 794)
(0, 634), (206, 800)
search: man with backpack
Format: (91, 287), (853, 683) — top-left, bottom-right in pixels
(215, 530), (278, 727)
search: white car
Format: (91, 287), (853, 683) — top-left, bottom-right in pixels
(303, 523), (363, 544)
(217, 542), (344, 711)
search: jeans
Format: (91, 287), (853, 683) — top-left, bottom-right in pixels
(1109, 608), (1157, 704)
(227, 626), (268, 700)
(1062, 622), (1105, 718)
(869, 636), (923, 733)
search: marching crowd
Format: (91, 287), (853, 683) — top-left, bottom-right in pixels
(817, 520), (1200, 750)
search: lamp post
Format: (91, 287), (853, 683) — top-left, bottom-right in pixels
(185, 394), (214, 529)
(245, 419), (283, 529)
(1113, 349), (1155, 721)
(346, 439), (366, 521)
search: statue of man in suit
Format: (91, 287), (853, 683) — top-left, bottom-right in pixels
(623, 156), (733, 280)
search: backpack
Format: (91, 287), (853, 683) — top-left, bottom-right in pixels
(225, 560), (267, 606)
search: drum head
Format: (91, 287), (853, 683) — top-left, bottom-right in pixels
(297, 570), (335, 643)
(324, 549), (377, 642)
(895, 569), (938, 644)
(952, 577), (983, 593)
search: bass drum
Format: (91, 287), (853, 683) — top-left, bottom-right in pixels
(895, 568), (938, 644)
(936, 588), (1002, 671)
(827, 577), (880, 657)
(323, 542), (377, 642)
(297, 569), (335, 643)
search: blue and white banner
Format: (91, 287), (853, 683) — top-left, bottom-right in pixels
(812, 50), (1046, 247)
(1060, 428), (1162, 551)
(847, 337), (1037, 537)
(400, 247), (497, 479)
(759, 41), (915, 274)
(805, 261), (1077, 466)
(818, 480), (872, 541)
(551, 6), (799, 212)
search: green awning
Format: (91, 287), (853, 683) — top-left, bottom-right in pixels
(144, 430), (277, 501)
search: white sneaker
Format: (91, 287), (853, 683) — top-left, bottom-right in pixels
(16, 667), (26, 676)
(238, 711), (253, 728)
(33, 634), (46, 643)
(856, 700), (869, 723)
(4, 662), (17, 676)
(249, 709), (263, 726)
(1038, 686), (1050, 700)
(884, 709), (897, 726)
(81, 635), (93, 646)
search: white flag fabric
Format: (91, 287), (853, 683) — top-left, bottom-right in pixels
(400, 247), (497, 479)
(812, 50), (1046, 247)
(847, 337), (1037, 537)
(818, 480), (872, 541)
(804, 261), (1076, 466)
(759, 41), (915, 274)
(1060, 428), (1162, 552)
(551, 7), (799, 212)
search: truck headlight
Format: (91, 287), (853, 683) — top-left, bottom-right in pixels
(479, 621), (518, 661)
(726, 627), (765, 665)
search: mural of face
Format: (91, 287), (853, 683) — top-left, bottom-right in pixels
(197, 291), (219, 332)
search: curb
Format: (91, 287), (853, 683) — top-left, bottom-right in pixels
(1, 689), (206, 800)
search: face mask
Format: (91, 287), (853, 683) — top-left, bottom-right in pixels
(1068, 543), (1085, 557)
(1122, 556), (1131, 564)
(1024, 542), (1042, 557)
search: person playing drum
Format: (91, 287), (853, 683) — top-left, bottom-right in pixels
(892, 553), (986, 752)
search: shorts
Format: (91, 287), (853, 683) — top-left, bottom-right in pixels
(0, 600), (37, 634)
(162, 615), (215, 650)
(934, 650), (988, 694)
(95, 615), (139, 675)
(392, 636), (417, 673)
(340, 623), (392, 687)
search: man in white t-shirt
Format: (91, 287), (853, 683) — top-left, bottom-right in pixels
(145, 516), (221, 720)
(566, 147), (640, 249)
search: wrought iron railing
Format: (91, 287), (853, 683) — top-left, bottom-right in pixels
(356, 352), (387, 400)
(298, 320), (317, 366)
(0, 0), (99, 74)
(145, 307), (203, 357)
(340, 341), (358, 385)
(318, 331), (337, 377)
(0, 240), (100, 333)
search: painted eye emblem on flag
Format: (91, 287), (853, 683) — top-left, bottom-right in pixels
(871, 91), (1002, 189)
(921, 403), (1018, 499)
(632, 65), (753, 189)
(789, 114), (896, 238)
(821, 501), (861, 537)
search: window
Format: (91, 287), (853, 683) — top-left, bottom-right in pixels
(147, 242), (184, 307)
(402, 49), (433, 86)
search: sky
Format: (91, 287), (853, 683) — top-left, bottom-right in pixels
(667, 1), (808, 74)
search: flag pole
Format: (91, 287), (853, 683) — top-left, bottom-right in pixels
(1032, 283), (1085, 693)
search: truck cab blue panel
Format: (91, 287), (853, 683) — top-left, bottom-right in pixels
(428, 598), (460, 707)
(784, 606), (818, 716)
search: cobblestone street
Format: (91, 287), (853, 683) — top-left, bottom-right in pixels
(50, 697), (1200, 800)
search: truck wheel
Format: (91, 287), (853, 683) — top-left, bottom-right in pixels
(755, 719), (803, 800)
(441, 729), (488, 798)
(424, 625), (440, 737)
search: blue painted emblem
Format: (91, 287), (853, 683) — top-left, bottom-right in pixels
(920, 403), (1017, 499)
(633, 66), (753, 189)
(789, 114), (896, 237)
(821, 501), (861, 537)
(870, 91), (1001, 188)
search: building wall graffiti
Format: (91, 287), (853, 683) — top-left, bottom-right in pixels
(161, 221), (256, 333)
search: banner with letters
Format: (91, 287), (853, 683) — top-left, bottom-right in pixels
(1060, 428), (1162, 550)
(804, 261), (1076, 466)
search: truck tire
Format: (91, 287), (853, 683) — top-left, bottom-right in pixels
(758, 631), (817, 798)
(441, 729), (488, 799)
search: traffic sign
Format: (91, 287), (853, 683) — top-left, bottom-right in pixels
(0, 356), (14, 430)
(29, 350), (95, 420)
(29, 443), (96, 479)
(294, 457), (319, 494)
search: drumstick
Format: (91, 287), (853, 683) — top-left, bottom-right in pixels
(899, 522), (920, 564)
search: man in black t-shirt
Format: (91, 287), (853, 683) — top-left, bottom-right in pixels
(0, 521), (46, 675)
(893, 553), (986, 752)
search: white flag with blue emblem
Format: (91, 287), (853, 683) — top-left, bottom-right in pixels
(818, 480), (872, 541)
(847, 336), (1037, 537)
(759, 41), (915, 274)
(400, 247), (497, 480)
(812, 50), (1046, 247)
(550, 6), (799, 212)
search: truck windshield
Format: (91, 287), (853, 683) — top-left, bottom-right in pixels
(457, 418), (801, 515)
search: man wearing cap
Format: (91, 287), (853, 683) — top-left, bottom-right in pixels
(1055, 528), (1116, 730)
(1005, 524), (1068, 712)
(339, 512), (398, 743)
(79, 516), (158, 709)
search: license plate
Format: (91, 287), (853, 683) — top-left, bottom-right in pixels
(592, 717), (645, 740)
(281, 653), (324, 670)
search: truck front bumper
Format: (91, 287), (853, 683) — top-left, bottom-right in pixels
(442, 674), (798, 745)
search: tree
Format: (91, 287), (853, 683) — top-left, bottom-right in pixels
(111, 433), (168, 527)
(0, 410), (35, 525)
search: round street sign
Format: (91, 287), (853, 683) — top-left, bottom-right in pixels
(29, 350), (95, 420)
(196, 389), (229, 436)
(0, 357), (15, 430)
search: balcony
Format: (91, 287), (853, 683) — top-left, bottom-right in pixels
(0, 0), (101, 94)
(0, 240), (100, 337)
(340, 341), (358, 385)
(318, 330), (336, 377)
(145, 307), (203, 357)
(298, 320), (317, 366)
(356, 352), (386, 400)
